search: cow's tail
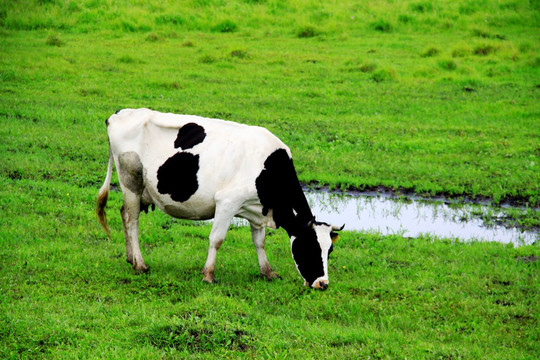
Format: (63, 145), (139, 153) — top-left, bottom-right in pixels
(97, 148), (113, 238)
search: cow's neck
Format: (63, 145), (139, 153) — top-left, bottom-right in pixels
(275, 195), (314, 238)
(255, 148), (314, 235)
(281, 215), (311, 238)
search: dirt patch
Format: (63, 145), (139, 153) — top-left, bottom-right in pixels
(515, 256), (540, 263)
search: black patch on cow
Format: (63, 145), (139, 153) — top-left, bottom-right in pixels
(291, 228), (325, 286)
(174, 123), (206, 150)
(118, 151), (144, 195)
(255, 148), (313, 232)
(157, 152), (199, 202)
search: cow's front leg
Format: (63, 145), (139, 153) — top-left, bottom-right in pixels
(120, 191), (147, 273)
(202, 221), (227, 283)
(202, 196), (238, 283)
(251, 224), (279, 281)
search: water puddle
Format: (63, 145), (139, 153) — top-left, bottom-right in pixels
(303, 189), (538, 246)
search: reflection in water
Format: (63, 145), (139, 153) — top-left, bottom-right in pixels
(225, 190), (538, 245)
(304, 190), (538, 246)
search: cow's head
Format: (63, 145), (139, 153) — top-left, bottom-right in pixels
(290, 219), (344, 290)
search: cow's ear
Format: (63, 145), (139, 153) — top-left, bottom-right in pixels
(330, 231), (339, 243)
(307, 217), (316, 228)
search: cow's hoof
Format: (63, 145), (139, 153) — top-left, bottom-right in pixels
(202, 276), (217, 284)
(262, 271), (281, 281)
(202, 271), (216, 284)
(132, 264), (148, 274)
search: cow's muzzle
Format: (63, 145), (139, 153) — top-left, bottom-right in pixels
(313, 279), (329, 291)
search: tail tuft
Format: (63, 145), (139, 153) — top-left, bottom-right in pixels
(97, 149), (113, 238)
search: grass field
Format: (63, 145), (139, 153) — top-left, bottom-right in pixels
(1, 0), (539, 204)
(1, 0), (539, 358)
(1, 195), (539, 359)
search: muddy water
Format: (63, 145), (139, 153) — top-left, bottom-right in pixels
(303, 190), (538, 246)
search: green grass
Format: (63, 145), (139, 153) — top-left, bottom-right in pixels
(1, 1), (539, 205)
(1, 181), (539, 359)
(1, 1), (539, 358)
(0, 0), (539, 205)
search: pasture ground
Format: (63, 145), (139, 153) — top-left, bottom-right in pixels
(1, 186), (539, 358)
(1, 1), (539, 358)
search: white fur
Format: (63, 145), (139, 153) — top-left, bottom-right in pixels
(312, 224), (333, 287)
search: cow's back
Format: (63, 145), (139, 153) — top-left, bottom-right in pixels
(107, 108), (288, 220)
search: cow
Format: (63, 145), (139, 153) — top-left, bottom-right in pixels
(97, 108), (343, 289)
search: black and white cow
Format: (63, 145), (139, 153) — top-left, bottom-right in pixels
(97, 108), (343, 289)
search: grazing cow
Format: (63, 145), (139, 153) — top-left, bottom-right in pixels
(97, 108), (343, 289)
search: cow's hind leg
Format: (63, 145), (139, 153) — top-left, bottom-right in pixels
(120, 192), (147, 273)
(117, 152), (147, 273)
(250, 224), (279, 281)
